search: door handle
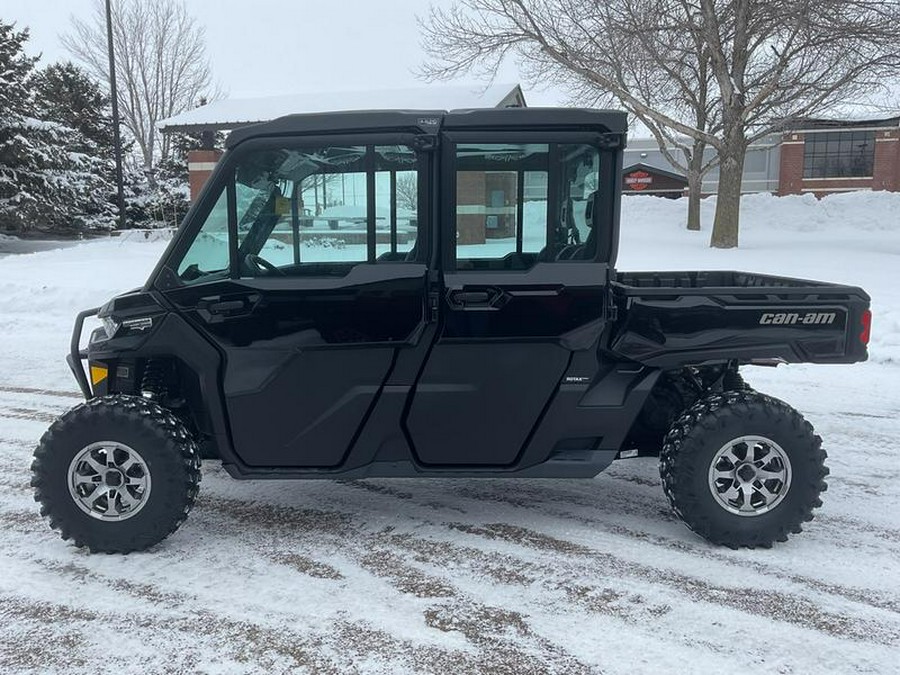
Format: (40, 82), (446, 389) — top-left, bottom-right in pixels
(208, 299), (245, 314)
(447, 288), (506, 309)
(197, 294), (259, 323)
(452, 291), (491, 305)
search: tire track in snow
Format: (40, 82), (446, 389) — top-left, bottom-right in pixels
(0, 385), (81, 400)
(291, 472), (900, 640)
(410, 468), (900, 618)
(200, 475), (900, 647)
(191, 488), (638, 668)
(5, 460), (896, 674)
(0, 407), (59, 424)
(505, 489), (900, 616)
(0, 388), (71, 430)
(448, 522), (900, 646)
(6, 402), (900, 642)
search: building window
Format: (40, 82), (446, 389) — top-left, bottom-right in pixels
(803, 130), (875, 179)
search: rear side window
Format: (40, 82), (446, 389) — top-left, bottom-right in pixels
(454, 142), (601, 270)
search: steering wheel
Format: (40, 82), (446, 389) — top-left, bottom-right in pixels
(245, 253), (285, 276)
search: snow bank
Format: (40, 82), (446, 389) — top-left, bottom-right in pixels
(741, 191), (900, 233)
(621, 190), (900, 234)
(0, 239), (170, 388)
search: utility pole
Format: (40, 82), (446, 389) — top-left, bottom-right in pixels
(105, 0), (127, 229)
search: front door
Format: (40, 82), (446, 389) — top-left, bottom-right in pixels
(406, 134), (616, 466)
(163, 137), (430, 467)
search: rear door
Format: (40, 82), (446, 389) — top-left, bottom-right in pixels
(161, 135), (430, 468)
(406, 132), (619, 466)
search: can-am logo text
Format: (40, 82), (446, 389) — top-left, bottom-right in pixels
(759, 312), (836, 325)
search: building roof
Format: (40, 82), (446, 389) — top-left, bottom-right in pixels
(159, 83), (526, 133)
(783, 113), (900, 131)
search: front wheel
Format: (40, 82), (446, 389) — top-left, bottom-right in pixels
(31, 395), (201, 553)
(659, 390), (827, 548)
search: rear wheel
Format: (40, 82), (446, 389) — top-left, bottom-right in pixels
(32, 395), (201, 553)
(659, 390), (827, 548)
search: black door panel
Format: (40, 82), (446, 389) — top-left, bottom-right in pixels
(407, 343), (569, 465)
(166, 266), (426, 468)
(405, 269), (606, 466)
(226, 348), (394, 467)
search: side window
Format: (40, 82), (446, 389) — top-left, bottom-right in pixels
(235, 144), (422, 277)
(177, 188), (230, 283)
(454, 142), (601, 270)
(375, 145), (420, 261)
(455, 143), (548, 270)
(235, 146), (368, 274)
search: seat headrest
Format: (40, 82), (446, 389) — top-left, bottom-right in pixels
(584, 191), (597, 228)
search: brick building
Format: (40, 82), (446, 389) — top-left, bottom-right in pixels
(776, 116), (900, 196)
(625, 113), (900, 197)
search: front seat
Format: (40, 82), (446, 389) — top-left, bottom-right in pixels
(560, 191), (598, 260)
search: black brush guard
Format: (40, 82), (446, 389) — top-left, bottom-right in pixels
(66, 307), (100, 399)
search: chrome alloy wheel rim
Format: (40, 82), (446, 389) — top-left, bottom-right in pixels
(707, 435), (792, 516)
(67, 442), (152, 521)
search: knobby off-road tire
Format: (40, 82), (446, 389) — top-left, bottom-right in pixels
(722, 369), (751, 392)
(659, 390), (827, 548)
(32, 395), (201, 553)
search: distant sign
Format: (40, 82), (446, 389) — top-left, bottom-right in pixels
(625, 170), (653, 191)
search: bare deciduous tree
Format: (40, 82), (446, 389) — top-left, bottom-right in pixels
(559, 0), (722, 231)
(63, 0), (216, 176)
(421, 0), (900, 247)
(395, 172), (419, 213)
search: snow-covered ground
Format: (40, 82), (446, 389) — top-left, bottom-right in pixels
(0, 192), (898, 673)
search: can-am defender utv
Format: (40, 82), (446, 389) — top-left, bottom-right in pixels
(31, 108), (871, 553)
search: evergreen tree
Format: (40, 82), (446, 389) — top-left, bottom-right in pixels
(33, 62), (115, 152)
(0, 23), (115, 232)
(33, 62), (118, 230)
(0, 22), (61, 231)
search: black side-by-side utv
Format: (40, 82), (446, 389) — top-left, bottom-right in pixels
(32, 108), (871, 552)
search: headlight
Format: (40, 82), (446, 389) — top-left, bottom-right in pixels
(100, 316), (120, 340)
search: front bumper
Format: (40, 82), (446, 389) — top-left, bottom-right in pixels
(67, 307), (101, 399)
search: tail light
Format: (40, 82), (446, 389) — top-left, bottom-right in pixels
(859, 309), (872, 345)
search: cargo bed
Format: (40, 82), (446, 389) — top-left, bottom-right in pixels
(610, 271), (871, 367)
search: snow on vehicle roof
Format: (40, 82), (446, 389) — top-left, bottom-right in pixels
(158, 83), (526, 133)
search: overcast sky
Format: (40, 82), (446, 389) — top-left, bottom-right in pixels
(4, 0), (566, 106)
